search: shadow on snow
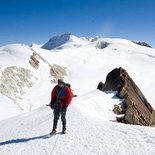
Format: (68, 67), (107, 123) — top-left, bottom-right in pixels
(0, 134), (51, 146)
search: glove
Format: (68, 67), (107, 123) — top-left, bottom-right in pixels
(50, 103), (54, 109)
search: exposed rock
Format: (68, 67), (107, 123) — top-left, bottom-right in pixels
(116, 116), (125, 123)
(50, 64), (67, 83)
(98, 67), (155, 126)
(149, 111), (155, 127)
(0, 66), (37, 108)
(95, 41), (109, 49)
(97, 81), (105, 90)
(113, 104), (123, 115)
(29, 52), (39, 69)
(132, 41), (152, 48)
(30, 49), (67, 83)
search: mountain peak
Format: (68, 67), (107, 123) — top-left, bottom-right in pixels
(41, 33), (77, 50)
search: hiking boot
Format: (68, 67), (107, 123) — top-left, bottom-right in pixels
(62, 128), (66, 134)
(49, 128), (56, 135)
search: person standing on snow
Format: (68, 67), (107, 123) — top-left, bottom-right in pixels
(50, 79), (72, 135)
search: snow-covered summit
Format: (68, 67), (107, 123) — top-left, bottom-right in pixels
(41, 33), (89, 50)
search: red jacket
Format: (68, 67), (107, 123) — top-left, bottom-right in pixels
(51, 85), (72, 109)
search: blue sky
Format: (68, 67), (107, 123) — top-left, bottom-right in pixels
(0, 0), (155, 47)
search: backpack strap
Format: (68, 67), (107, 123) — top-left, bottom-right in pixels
(55, 85), (65, 100)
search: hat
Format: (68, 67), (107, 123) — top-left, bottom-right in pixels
(58, 79), (64, 84)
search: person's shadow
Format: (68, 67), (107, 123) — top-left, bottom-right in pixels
(0, 134), (51, 146)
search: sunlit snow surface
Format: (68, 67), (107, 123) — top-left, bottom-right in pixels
(0, 36), (155, 155)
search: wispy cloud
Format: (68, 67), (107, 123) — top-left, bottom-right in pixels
(97, 22), (114, 37)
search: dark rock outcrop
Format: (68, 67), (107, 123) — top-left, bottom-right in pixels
(97, 67), (155, 126)
(95, 41), (109, 49)
(132, 41), (152, 48)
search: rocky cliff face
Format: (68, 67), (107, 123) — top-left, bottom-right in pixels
(97, 67), (155, 127)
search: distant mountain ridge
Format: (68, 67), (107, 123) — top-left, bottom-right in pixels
(132, 41), (152, 48)
(41, 33), (152, 50)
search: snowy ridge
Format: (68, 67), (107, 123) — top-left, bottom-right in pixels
(0, 35), (155, 154)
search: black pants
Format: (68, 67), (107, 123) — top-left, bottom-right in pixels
(53, 106), (67, 130)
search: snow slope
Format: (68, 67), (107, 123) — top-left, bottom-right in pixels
(0, 35), (155, 155)
(0, 102), (155, 155)
(0, 44), (32, 67)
